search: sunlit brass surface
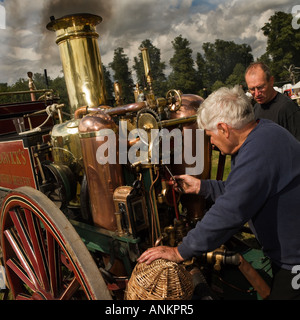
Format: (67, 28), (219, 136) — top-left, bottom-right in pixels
(78, 112), (124, 230)
(0, 89), (53, 96)
(160, 115), (197, 127)
(166, 89), (182, 112)
(113, 186), (133, 235)
(140, 47), (152, 86)
(51, 119), (82, 167)
(47, 13), (107, 115)
(140, 47), (156, 106)
(114, 82), (124, 106)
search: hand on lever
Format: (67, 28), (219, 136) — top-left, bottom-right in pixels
(173, 175), (201, 194)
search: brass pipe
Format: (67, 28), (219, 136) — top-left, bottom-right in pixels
(0, 89), (53, 96)
(28, 71), (36, 101)
(160, 115), (197, 128)
(140, 47), (153, 90)
(114, 81), (124, 106)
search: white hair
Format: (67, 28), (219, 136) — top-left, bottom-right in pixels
(197, 85), (255, 131)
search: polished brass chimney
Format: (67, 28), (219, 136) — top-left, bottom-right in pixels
(47, 13), (107, 115)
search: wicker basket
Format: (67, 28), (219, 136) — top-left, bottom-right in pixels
(125, 259), (194, 300)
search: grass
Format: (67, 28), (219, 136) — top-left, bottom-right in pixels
(210, 150), (232, 181)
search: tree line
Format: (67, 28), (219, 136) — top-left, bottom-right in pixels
(0, 11), (299, 108)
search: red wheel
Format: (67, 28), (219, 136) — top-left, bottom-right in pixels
(0, 187), (112, 300)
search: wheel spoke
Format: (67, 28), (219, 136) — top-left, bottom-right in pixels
(8, 210), (41, 285)
(24, 209), (50, 291)
(16, 293), (32, 300)
(59, 277), (81, 300)
(4, 228), (40, 289)
(6, 257), (36, 292)
(46, 230), (62, 298)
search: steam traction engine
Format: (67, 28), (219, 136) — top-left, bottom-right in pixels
(0, 14), (272, 300)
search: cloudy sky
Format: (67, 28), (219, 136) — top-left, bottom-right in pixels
(0, 0), (299, 85)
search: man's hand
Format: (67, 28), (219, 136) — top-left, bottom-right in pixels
(173, 175), (201, 194)
(137, 246), (184, 265)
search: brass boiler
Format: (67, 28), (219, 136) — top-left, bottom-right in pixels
(47, 14), (107, 168)
(170, 94), (211, 224)
(78, 112), (124, 230)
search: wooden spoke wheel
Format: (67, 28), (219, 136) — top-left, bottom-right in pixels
(0, 186), (112, 300)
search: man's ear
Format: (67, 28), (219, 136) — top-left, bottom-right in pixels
(217, 123), (230, 138)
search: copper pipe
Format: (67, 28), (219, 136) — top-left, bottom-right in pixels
(74, 106), (88, 120)
(74, 103), (145, 119)
(105, 102), (147, 116)
(238, 254), (270, 300)
(74, 105), (113, 119)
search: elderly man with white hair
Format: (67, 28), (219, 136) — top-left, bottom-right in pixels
(138, 85), (300, 300)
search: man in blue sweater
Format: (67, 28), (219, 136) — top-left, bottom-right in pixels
(138, 86), (300, 299)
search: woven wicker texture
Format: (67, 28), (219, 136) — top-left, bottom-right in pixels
(125, 259), (194, 300)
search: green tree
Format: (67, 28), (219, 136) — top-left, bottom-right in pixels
(211, 80), (225, 92)
(262, 11), (300, 83)
(50, 76), (69, 110)
(109, 47), (134, 103)
(225, 63), (246, 87)
(31, 72), (49, 89)
(102, 65), (114, 105)
(195, 52), (206, 94)
(0, 83), (10, 104)
(256, 52), (272, 66)
(9, 78), (29, 103)
(202, 40), (253, 88)
(133, 39), (167, 97)
(168, 35), (198, 94)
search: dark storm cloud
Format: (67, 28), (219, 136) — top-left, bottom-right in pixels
(0, 0), (299, 84)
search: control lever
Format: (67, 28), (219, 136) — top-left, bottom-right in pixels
(164, 165), (184, 193)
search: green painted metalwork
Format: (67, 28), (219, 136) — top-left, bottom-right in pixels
(70, 219), (140, 275)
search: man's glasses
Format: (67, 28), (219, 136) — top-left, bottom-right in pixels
(248, 84), (266, 94)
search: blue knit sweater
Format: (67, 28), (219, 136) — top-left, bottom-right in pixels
(178, 119), (300, 270)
